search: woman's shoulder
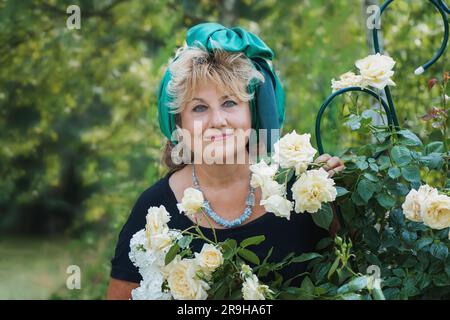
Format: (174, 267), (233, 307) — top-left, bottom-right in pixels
(131, 173), (175, 218)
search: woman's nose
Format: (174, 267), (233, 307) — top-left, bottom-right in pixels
(209, 108), (227, 128)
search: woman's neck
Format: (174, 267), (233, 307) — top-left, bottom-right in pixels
(191, 155), (251, 189)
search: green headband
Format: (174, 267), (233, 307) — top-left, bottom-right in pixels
(157, 22), (285, 152)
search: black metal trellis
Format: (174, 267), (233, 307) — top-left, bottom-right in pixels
(315, 0), (449, 155)
(313, 0), (448, 231)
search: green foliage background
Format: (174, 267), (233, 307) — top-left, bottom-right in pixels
(0, 0), (447, 299)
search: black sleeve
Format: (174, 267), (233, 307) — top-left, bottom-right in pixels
(110, 190), (151, 283)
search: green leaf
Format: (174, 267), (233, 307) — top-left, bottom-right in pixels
(316, 237), (333, 250)
(376, 192), (396, 209)
(364, 227), (380, 248)
(292, 252), (322, 263)
(357, 179), (376, 203)
(393, 269), (405, 278)
(336, 186), (349, 197)
(356, 160), (369, 170)
(377, 155), (391, 170)
(165, 243), (180, 265)
(424, 141), (444, 155)
(328, 257), (340, 279)
(391, 146), (412, 167)
(429, 243), (449, 260)
(401, 230), (417, 244)
(419, 153), (444, 170)
(397, 130), (422, 146)
(177, 235), (193, 249)
(401, 165), (421, 183)
(300, 276), (315, 297)
(384, 277), (402, 287)
(388, 167), (401, 179)
(237, 248), (260, 265)
(221, 239), (237, 259)
(311, 204), (333, 230)
(240, 235), (265, 248)
(414, 237), (433, 251)
(369, 163), (379, 172)
(363, 172), (378, 182)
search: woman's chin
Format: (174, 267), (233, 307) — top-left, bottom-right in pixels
(201, 145), (247, 164)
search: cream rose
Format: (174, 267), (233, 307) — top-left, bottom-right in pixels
(145, 205), (171, 244)
(148, 232), (174, 251)
(355, 53), (396, 90)
(260, 179), (285, 200)
(250, 159), (279, 188)
(331, 71), (364, 92)
(195, 243), (224, 274)
(291, 168), (337, 213)
(402, 184), (438, 222)
(421, 194), (450, 230)
(166, 257), (210, 300)
(272, 131), (317, 175)
(242, 274), (273, 300)
(177, 187), (204, 218)
(260, 194), (293, 220)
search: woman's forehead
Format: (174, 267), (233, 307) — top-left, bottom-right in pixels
(189, 82), (236, 102)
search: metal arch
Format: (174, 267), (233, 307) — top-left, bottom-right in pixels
(371, 0), (449, 128)
(315, 86), (394, 155)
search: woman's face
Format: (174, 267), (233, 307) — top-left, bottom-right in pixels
(179, 82), (252, 164)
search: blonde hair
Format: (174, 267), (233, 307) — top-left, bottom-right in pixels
(161, 44), (264, 172)
(166, 44), (264, 114)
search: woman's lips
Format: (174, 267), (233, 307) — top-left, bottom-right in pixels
(205, 133), (233, 141)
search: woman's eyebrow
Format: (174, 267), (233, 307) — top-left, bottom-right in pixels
(189, 95), (235, 103)
(190, 97), (207, 103)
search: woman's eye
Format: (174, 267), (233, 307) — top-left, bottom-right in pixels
(223, 100), (237, 108)
(192, 105), (207, 112)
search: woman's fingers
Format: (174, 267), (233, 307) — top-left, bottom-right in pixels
(324, 156), (341, 170)
(314, 153), (331, 164)
(314, 154), (345, 177)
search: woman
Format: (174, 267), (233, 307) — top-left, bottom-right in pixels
(107, 23), (344, 299)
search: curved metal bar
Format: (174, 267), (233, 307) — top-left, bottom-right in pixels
(437, 0), (450, 14)
(315, 86), (394, 155)
(373, 0), (448, 74)
(371, 0), (449, 129)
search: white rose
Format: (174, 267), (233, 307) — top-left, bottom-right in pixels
(195, 243), (224, 274)
(260, 179), (285, 200)
(291, 168), (337, 213)
(177, 187), (204, 218)
(145, 205), (171, 240)
(331, 71), (364, 92)
(166, 258), (210, 300)
(355, 53), (396, 90)
(260, 195), (293, 220)
(250, 159), (279, 188)
(272, 131), (317, 175)
(148, 232), (174, 251)
(242, 274), (273, 300)
(421, 194), (450, 230)
(131, 273), (172, 300)
(402, 184), (438, 222)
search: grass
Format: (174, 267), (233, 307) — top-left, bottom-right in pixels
(0, 236), (73, 299)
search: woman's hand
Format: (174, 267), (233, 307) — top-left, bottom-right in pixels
(314, 153), (345, 178)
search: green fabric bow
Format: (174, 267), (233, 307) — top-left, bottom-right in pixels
(157, 22), (285, 152)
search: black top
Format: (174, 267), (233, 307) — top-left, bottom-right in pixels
(110, 171), (328, 285)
